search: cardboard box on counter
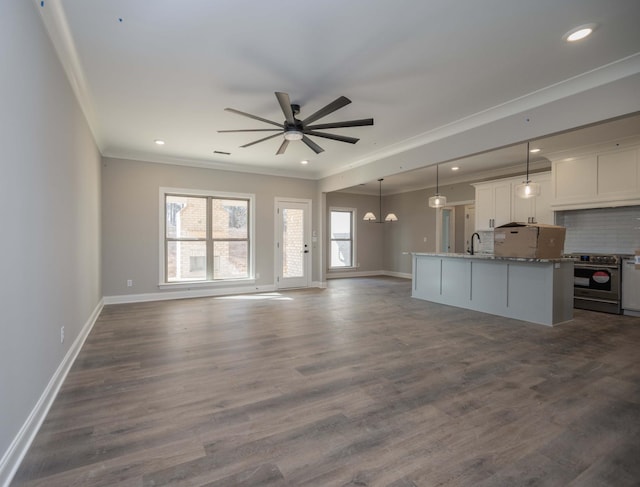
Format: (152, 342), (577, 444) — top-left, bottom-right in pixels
(493, 222), (566, 259)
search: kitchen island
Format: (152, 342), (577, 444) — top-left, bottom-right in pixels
(412, 253), (574, 326)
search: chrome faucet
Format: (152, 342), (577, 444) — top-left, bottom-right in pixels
(470, 232), (481, 255)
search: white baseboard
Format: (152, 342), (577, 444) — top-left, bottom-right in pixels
(104, 283), (278, 305)
(326, 270), (411, 280)
(383, 270), (412, 279)
(0, 299), (104, 487)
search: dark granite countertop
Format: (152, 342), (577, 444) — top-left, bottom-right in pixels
(412, 252), (573, 263)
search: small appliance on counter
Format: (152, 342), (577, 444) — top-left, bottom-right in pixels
(564, 253), (622, 314)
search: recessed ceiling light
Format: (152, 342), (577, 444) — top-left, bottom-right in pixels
(529, 148), (541, 153)
(300, 160), (309, 165)
(564, 24), (596, 42)
(154, 139), (165, 145)
(451, 166), (459, 171)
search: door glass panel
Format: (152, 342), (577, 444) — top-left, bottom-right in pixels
(282, 208), (304, 278)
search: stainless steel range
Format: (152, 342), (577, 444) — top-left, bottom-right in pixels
(565, 253), (622, 314)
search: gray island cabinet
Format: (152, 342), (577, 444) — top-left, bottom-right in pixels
(412, 253), (574, 326)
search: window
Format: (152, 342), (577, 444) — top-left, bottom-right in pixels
(330, 208), (355, 268)
(162, 189), (253, 283)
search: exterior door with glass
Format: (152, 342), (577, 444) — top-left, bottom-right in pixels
(276, 199), (311, 289)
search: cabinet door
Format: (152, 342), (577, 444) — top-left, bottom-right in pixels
(475, 185), (494, 230)
(493, 181), (512, 227)
(512, 173), (552, 224)
(597, 149), (638, 198)
(552, 155), (597, 203)
(534, 175), (553, 224)
(512, 187), (534, 223)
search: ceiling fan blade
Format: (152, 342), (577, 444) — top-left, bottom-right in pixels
(224, 108), (282, 128)
(276, 139), (289, 155)
(275, 92), (295, 124)
(301, 96), (351, 125)
(305, 131), (359, 144)
(302, 135), (324, 154)
(306, 118), (374, 130)
(218, 129), (282, 133)
(240, 132), (282, 148)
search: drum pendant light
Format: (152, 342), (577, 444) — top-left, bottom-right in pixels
(428, 164), (447, 208)
(515, 142), (541, 199)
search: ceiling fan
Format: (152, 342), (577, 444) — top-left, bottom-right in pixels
(218, 92), (374, 155)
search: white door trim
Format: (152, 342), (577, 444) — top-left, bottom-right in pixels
(275, 197), (312, 289)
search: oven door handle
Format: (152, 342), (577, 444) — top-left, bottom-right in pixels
(573, 264), (618, 270)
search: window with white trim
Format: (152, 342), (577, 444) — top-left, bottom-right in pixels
(162, 189), (253, 283)
(330, 208), (355, 268)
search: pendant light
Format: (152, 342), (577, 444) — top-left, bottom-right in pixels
(428, 164), (447, 208)
(363, 179), (398, 223)
(515, 142), (541, 199)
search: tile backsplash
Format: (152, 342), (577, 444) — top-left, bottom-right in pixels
(475, 230), (495, 254)
(555, 206), (640, 254)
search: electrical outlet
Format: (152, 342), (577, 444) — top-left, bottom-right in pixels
(127, 279), (133, 287)
(60, 326), (64, 343)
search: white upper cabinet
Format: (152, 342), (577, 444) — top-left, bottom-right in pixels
(473, 179), (512, 230)
(551, 144), (640, 210)
(473, 172), (552, 231)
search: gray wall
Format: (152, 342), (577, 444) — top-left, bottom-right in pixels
(325, 192), (385, 273)
(101, 158), (319, 296)
(0, 0), (102, 472)
(326, 181), (475, 276)
(384, 182), (476, 275)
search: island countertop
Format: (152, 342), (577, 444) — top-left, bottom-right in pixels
(411, 252), (573, 263)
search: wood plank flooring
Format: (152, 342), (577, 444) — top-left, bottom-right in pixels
(12, 277), (640, 486)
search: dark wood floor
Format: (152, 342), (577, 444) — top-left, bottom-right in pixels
(12, 277), (640, 486)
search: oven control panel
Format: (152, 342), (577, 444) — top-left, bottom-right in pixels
(565, 254), (620, 266)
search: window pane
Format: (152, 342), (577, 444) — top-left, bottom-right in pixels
(212, 199), (248, 239)
(166, 196), (206, 238)
(331, 241), (352, 267)
(214, 241), (248, 279)
(167, 241), (206, 281)
(331, 211), (352, 238)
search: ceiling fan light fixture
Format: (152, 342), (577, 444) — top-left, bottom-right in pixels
(284, 130), (303, 141)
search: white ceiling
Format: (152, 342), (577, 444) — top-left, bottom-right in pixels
(39, 0), (640, 189)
